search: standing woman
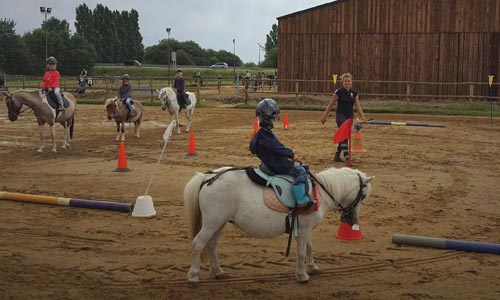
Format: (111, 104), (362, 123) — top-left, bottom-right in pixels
(321, 73), (367, 163)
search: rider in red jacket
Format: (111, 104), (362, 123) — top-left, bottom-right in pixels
(41, 56), (64, 110)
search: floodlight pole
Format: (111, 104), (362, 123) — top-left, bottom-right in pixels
(166, 27), (171, 72)
(40, 6), (52, 59)
(233, 38), (236, 76)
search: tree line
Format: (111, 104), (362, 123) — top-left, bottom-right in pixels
(0, 4), (278, 76)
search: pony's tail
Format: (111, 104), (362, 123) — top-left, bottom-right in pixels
(184, 172), (209, 261)
(184, 172), (206, 240)
(69, 117), (75, 139)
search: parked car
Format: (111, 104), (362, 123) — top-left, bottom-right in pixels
(210, 62), (228, 69)
(124, 60), (142, 66)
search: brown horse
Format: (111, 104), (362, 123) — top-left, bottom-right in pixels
(3, 90), (76, 153)
(105, 98), (143, 141)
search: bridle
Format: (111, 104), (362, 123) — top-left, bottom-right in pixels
(4, 93), (31, 117)
(160, 92), (172, 109)
(308, 172), (367, 218)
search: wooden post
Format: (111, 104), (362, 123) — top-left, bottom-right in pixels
(295, 81), (299, 99)
(196, 79), (200, 102)
(469, 83), (474, 102)
(406, 83), (410, 102)
(22, 76), (25, 89)
(149, 78), (153, 102)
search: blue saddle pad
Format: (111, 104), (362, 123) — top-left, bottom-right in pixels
(254, 168), (313, 209)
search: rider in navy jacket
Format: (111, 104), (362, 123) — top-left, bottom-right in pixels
(250, 127), (295, 175)
(249, 99), (313, 207)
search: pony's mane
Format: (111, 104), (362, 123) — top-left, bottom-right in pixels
(315, 167), (364, 201)
(159, 87), (176, 100)
(104, 98), (117, 108)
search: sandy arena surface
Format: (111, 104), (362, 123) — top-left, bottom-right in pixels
(0, 102), (499, 300)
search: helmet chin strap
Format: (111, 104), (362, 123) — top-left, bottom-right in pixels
(259, 119), (274, 129)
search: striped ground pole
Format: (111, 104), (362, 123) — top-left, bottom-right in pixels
(0, 191), (132, 212)
(366, 121), (445, 128)
(393, 234), (500, 255)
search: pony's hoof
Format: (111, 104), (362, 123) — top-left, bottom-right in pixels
(37, 148), (43, 153)
(296, 274), (310, 283)
(214, 273), (228, 280)
(188, 281), (199, 289)
(51, 148), (57, 153)
(307, 268), (320, 276)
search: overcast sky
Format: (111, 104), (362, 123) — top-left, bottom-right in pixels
(1, 0), (332, 63)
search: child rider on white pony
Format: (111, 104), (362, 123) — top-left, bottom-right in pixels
(249, 98), (314, 208)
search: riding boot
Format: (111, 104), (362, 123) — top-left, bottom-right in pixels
(291, 183), (313, 207)
(334, 152), (343, 162)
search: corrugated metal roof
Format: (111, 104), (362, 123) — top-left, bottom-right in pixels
(277, 0), (346, 20)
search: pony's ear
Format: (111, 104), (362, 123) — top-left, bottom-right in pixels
(365, 176), (375, 183)
(2, 92), (10, 97)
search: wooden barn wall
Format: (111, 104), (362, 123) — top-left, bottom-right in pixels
(277, 0), (500, 96)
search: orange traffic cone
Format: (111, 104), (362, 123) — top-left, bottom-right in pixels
(187, 131), (198, 156)
(351, 131), (366, 152)
(114, 141), (130, 172)
(336, 221), (363, 240)
(251, 118), (259, 139)
(283, 113), (289, 130)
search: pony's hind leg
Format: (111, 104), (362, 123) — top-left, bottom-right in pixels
(207, 225), (226, 279)
(61, 123), (70, 149)
(188, 226), (220, 284)
(175, 112), (181, 134)
(134, 120), (141, 138)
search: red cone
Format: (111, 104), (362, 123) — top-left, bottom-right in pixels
(187, 131), (198, 156)
(114, 141), (130, 172)
(336, 221), (363, 240)
(251, 118), (259, 139)
(283, 113), (289, 130)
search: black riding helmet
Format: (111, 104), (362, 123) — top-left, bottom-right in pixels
(122, 74), (130, 80)
(256, 98), (280, 129)
(46, 56), (57, 64)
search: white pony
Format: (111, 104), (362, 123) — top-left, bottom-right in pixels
(158, 87), (196, 134)
(184, 166), (374, 284)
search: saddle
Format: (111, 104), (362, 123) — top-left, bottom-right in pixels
(245, 166), (318, 214)
(176, 92), (191, 110)
(45, 91), (70, 109)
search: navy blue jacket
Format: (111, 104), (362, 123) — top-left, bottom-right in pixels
(174, 78), (185, 93)
(249, 127), (294, 174)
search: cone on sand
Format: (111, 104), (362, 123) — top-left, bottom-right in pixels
(251, 118), (259, 139)
(336, 221), (363, 240)
(283, 113), (289, 130)
(187, 131), (198, 156)
(132, 195), (156, 218)
(352, 131), (366, 152)
(113, 141), (130, 172)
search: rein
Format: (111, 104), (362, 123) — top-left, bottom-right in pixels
(200, 167), (247, 189)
